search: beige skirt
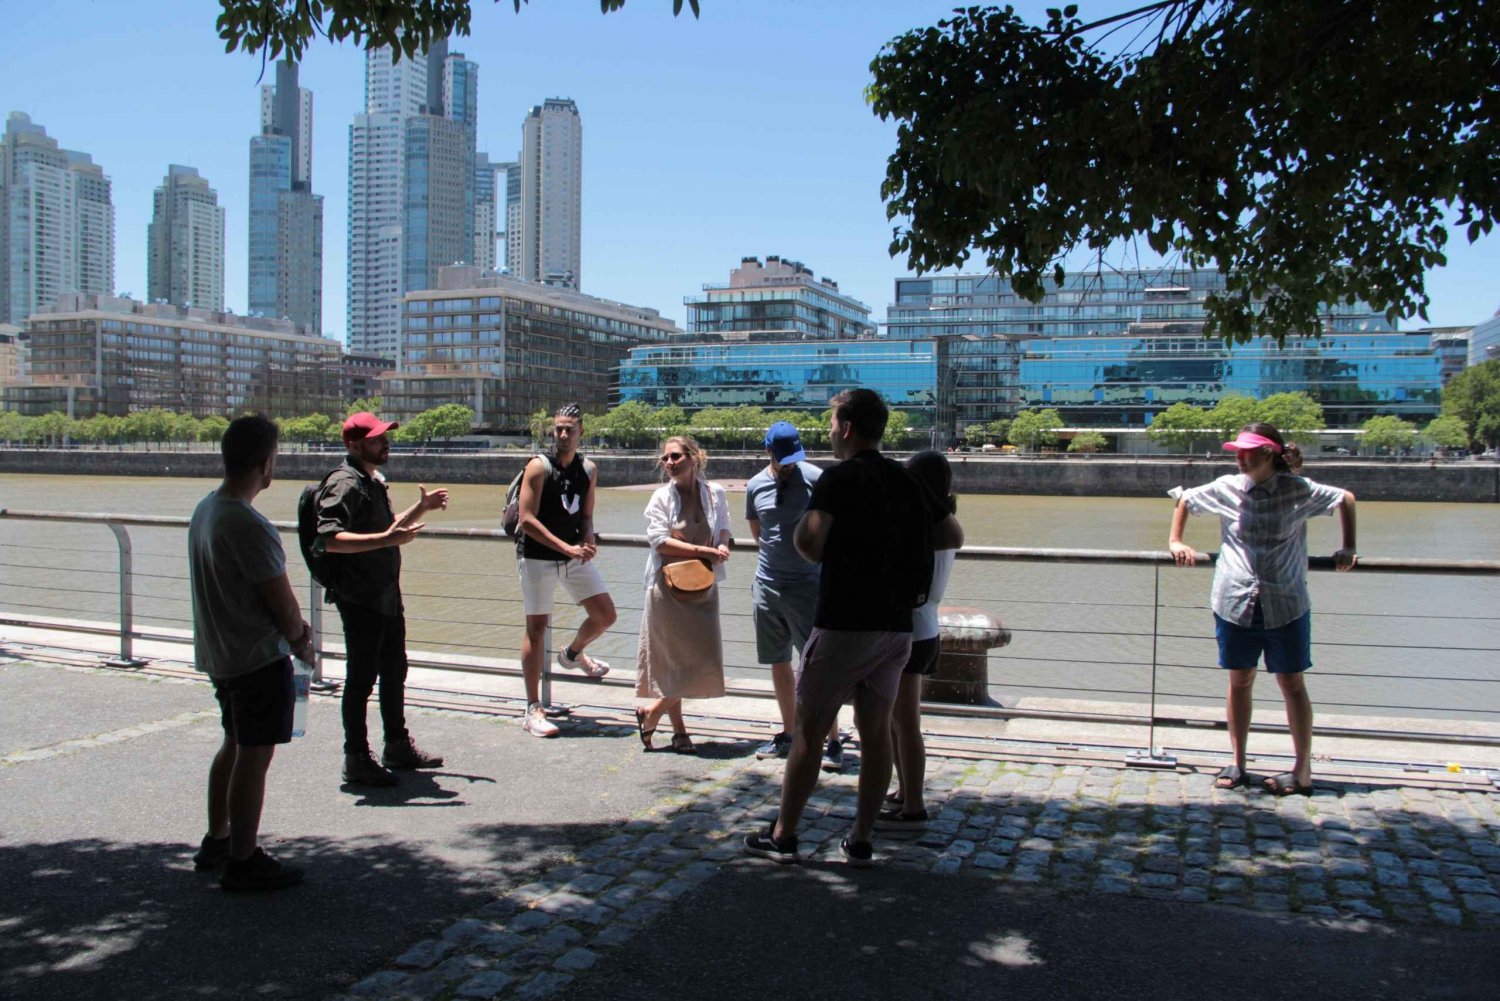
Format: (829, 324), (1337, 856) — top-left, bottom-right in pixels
(635, 571), (726, 699)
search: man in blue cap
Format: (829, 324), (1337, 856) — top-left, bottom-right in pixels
(745, 421), (843, 770)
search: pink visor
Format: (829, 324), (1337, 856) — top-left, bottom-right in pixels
(1222, 431), (1283, 453)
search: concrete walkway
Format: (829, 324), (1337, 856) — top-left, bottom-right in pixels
(2, 655), (1498, 1001)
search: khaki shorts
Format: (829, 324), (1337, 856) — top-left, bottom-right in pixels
(518, 556), (609, 616)
(795, 627), (912, 712)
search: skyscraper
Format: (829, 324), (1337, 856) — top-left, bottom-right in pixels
(249, 61), (323, 333)
(499, 159), (521, 275)
(147, 165), (225, 311)
(348, 41), (479, 359)
(1, 112), (115, 325)
(472, 152), (498, 272)
(518, 98), (582, 289)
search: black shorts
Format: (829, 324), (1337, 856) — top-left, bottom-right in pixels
(213, 657), (294, 746)
(902, 635), (941, 676)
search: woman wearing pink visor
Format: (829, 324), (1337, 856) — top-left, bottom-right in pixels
(1167, 422), (1357, 797)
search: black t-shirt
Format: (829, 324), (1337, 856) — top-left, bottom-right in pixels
(806, 449), (947, 632)
(315, 458), (402, 615)
(520, 452), (592, 562)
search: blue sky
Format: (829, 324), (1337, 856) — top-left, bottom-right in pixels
(5, 0), (1496, 342)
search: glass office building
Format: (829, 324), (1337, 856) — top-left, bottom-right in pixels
(891, 268), (1447, 430)
(617, 339), (939, 424)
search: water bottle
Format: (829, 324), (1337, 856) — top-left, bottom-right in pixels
(291, 657), (314, 738)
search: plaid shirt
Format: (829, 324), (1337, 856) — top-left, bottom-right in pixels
(1173, 472), (1346, 628)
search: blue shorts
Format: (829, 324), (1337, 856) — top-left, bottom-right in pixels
(1214, 605), (1312, 674)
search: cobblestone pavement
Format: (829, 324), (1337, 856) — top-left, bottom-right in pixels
(338, 754), (1500, 1001)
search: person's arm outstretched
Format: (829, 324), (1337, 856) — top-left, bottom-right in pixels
(1333, 490), (1357, 572)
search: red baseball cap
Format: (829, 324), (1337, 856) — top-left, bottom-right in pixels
(342, 411), (399, 443)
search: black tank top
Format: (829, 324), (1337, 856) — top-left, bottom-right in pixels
(520, 453), (591, 561)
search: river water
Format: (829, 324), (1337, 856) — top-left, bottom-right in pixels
(2, 472), (1497, 723)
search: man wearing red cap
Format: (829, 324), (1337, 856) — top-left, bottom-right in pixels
(313, 411), (450, 786)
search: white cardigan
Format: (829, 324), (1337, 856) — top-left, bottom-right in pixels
(641, 477), (732, 589)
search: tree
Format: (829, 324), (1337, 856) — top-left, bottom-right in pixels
(124, 408), (173, 449)
(868, 2), (1496, 344)
(216, 1), (700, 66)
(346, 396), (383, 418)
(603, 401), (657, 449)
(1422, 415), (1470, 451)
(197, 415), (231, 443)
(1146, 402), (1212, 453)
(963, 423), (990, 447)
(1256, 393), (1325, 443)
(1359, 415), (1418, 454)
(1067, 430), (1108, 454)
(425, 403), (476, 442)
(1441, 359), (1500, 448)
(34, 411), (72, 447)
(1208, 395), (1261, 441)
(689, 407), (738, 449)
(985, 417), (1012, 445)
(0, 410), (27, 444)
(1008, 408), (1063, 451)
(169, 413), (201, 450)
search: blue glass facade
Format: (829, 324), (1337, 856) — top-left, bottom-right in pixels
(247, 135), (290, 319)
(617, 339), (938, 421)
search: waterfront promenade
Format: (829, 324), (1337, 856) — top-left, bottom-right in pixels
(4, 647), (1499, 1001)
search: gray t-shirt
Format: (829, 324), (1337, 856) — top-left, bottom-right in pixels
(188, 490), (291, 679)
(744, 461), (822, 583)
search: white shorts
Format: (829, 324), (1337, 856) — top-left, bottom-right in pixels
(518, 556), (609, 617)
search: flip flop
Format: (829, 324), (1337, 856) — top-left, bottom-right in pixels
(634, 708), (656, 751)
(1263, 772), (1314, 797)
(1213, 765), (1254, 791)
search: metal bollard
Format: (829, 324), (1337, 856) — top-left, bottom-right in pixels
(923, 607), (1009, 705)
(104, 523), (145, 667)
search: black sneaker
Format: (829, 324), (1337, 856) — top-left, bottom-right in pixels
(755, 732), (791, 760)
(821, 738), (844, 772)
(743, 828), (799, 864)
(192, 834), (230, 871)
(342, 751), (397, 787)
(220, 847), (303, 892)
(874, 807), (930, 831)
(840, 836), (875, 868)
(382, 737), (444, 769)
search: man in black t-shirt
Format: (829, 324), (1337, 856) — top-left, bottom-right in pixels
(515, 403), (617, 737)
(316, 411), (449, 787)
(745, 389), (960, 867)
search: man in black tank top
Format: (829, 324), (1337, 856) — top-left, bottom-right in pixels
(514, 404), (617, 737)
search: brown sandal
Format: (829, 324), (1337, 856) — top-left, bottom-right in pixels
(669, 732), (696, 755)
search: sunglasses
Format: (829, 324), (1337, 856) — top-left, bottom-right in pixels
(659, 451), (686, 464)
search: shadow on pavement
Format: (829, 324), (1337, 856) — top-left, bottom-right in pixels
(0, 822), (614, 1001)
(567, 865), (1500, 1001)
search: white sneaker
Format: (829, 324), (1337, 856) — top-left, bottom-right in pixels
(557, 647), (610, 679)
(523, 702), (560, 738)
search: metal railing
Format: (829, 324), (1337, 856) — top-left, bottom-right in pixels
(2, 508), (1499, 775)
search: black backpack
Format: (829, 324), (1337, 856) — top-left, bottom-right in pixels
(501, 453), (596, 538)
(297, 470), (341, 593)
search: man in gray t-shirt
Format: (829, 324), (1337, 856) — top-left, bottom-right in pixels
(187, 415), (313, 892)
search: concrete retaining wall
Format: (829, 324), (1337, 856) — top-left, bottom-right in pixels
(1, 448), (1495, 502)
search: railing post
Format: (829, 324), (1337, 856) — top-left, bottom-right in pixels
(104, 523), (145, 667)
(308, 578), (326, 685)
(1127, 562), (1176, 769)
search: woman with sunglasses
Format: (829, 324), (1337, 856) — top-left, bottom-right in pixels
(635, 435), (732, 753)
(1168, 422), (1357, 797)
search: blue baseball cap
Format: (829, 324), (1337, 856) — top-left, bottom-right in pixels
(763, 421), (806, 464)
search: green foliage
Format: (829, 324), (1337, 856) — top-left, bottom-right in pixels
(1008, 408), (1063, 450)
(1422, 415), (1470, 450)
(0, 410), (27, 443)
(1256, 393), (1325, 443)
(33, 411), (72, 445)
(1441, 359), (1500, 447)
(868, 2), (1496, 344)
(985, 417), (1012, 444)
(424, 403), (476, 441)
(215, 1), (699, 65)
(197, 415), (231, 443)
(1359, 415), (1418, 453)
(1067, 430), (1108, 453)
(963, 423), (990, 446)
(1208, 395), (1262, 441)
(346, 396), (383, 418)
(124, 408), (174, 449)
(283, 413), (338, 445)
(1146, 402), (1212, 453)
(600, 400), (658, 449)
